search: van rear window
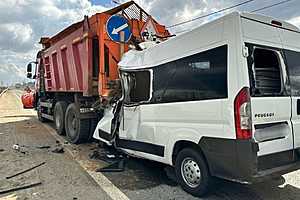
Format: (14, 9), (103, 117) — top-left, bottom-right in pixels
(283, 50), (300, 96)
(247, 45), (283, 96)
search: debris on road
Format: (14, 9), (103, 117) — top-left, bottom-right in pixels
(96, 159), (125, 173)
(12, 144), (20, 151)
(51, 146), (64, 154)
(12, 144), (27, 154)
(35, 145), (51, 149)
(0, 149), (4, 152)
(89, 145), (124, 163)
(6, 162), (46, 179)
(0, 182), (42, 195)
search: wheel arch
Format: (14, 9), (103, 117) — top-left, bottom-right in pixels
(171, 140), (210, 175)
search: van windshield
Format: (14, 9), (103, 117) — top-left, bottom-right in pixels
(122, 71), (151, 104)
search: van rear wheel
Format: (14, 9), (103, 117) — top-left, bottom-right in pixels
(54, 101), (68, 135)
(175, 148), (212, 197)
(65, 103), (90, 144)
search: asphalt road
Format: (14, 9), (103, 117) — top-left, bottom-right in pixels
(0, 89), (111, 200)
(1, 89), (300, 200)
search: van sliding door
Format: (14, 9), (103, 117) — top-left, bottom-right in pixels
(246, 44), (294, 162)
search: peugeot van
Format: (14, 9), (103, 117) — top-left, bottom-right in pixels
(94, 12), (300, 196)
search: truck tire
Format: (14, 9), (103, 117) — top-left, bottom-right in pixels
(175, 148), (212, 197)
(37, 99), (47, 122)
(54, 101), (68, 135)
(65, 103), (90, 144)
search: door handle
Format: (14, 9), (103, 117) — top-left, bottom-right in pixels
(297, 99), (300, 115)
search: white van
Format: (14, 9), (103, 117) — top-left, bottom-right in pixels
(94, 12), (300, 196)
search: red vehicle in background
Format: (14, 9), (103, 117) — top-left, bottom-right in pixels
(25, 1), (169, 144)
(21, 87), (35, 108)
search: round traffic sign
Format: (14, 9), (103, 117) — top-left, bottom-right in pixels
(106, 15), (132, 43)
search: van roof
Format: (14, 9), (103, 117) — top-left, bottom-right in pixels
(119, 11), (300, 70)
(240, 12), (299, 33)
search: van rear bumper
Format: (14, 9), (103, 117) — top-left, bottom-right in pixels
(199, 137), (300, 184)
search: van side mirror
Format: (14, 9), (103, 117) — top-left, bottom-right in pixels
(27, 63), (32, 73)
(27, 72), (32, 79)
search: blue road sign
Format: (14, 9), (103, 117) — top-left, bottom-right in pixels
(106, 15), (132, 43)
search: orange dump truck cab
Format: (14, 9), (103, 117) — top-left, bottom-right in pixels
(26, 1), (169, 144)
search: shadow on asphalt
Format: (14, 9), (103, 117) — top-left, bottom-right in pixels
(102, 157), (178, 190)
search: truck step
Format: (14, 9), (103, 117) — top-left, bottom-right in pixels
(40, 102), (52, 108)
(41, 113), (54, 121)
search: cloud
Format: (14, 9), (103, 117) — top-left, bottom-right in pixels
(0, 23), (33, 52)
(0, 0), (108, 85)
(0, 63), (26, 85)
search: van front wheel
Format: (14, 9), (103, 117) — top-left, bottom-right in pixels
(175, 148), (212, 197)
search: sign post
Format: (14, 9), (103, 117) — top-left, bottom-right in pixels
(120, 31), (125, 57)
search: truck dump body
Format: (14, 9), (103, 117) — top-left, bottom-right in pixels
(38, 1), (169, 97)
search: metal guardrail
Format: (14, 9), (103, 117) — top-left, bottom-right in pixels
(0, 88), (8, 97)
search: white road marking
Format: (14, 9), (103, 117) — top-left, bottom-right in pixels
(0, 88), (8, 97)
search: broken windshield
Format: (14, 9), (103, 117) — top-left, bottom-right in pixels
(121, 71), (151, 104)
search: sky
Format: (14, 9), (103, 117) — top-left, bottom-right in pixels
(0, 0), (299, 85)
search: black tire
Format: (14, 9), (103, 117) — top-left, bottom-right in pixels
(175, 148), (212, 197)
(37, 99), (47, 122)
(54, 101), (68, 135)
(65, 103), (90, 144)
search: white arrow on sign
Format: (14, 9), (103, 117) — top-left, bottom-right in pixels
(112, 23), (129, 35)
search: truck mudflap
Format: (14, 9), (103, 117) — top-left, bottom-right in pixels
(199, 137), (300, 184)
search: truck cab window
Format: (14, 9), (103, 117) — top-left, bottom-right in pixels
(122, 71), (151, 104)
(250, 47), (283, 96)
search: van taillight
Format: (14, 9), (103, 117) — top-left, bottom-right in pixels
(234, 87), (252, 140)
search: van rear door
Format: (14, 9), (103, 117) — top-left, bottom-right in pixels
(280, 29), (300, 150)
(246, 44), (293, 160)
(242, 19), (294, 165)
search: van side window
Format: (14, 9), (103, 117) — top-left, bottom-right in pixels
(152, 45), (228, 103)
(284, 50), (300, 96)
(248, 46), (283, 96)
(124, 71), (151, 104)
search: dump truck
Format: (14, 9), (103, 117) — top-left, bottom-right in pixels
(25, 1), (169, 144)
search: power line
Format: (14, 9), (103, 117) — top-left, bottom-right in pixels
(250, 0), (293, 13)
(167, 0), (255, 28)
